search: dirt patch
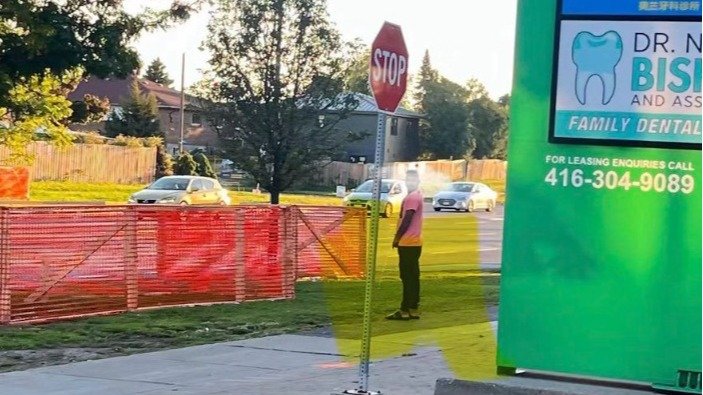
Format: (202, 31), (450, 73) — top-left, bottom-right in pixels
(0, 347), (139, 372)
(0, 337), (175, 372)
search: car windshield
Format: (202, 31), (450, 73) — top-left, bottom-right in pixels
(355, 180), (392, 193)
(148, 177), (190, 190)
(443, 183), (475, 192)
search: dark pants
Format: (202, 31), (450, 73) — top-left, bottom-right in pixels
(398, 246), (421, 311)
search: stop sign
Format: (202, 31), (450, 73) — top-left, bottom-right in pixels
(369, 22), (408, 113)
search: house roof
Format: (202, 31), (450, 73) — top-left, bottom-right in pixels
(69, 78), (421, 118)
(68, 75), (202, 110)
(352, 93), (423, 118)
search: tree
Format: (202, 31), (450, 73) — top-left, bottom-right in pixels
(413, 52), (473, 159)
(70, 94), (110, 124)
(418, 77), (473, 159)
(467, 96), (509, 160)
(202, 0), (360, 204)
(0, 69), (80, 164)
(343, 40), (371, 95)
(413, 50), (439, 108)
(174, 152), (198, 175)
(0, 0), (202, 109)
(105, 79), (162, 138)
(497, 93), (511, 113)
(143, 58), (173, 86)
(465, 78), (489, 103)
(192, 151), (217, 178)
(155, 145), (174, 178)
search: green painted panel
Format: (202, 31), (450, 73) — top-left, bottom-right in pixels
(497, 0), (702, 390)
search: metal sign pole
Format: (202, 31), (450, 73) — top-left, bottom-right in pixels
(344, 112), (385, 395)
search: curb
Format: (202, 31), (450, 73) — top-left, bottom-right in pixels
(435, 379), (570, 395)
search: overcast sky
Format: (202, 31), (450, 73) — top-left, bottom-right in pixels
(125, 0), (518, 99)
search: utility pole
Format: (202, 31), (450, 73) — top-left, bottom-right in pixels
(179, 53), (185, 154)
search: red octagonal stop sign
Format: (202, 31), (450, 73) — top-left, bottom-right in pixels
(369, 22), (408, 113)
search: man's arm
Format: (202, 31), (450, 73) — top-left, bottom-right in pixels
(393, 209), (415, 248)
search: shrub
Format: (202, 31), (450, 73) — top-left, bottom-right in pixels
(193, 152), (217, 178)
(142, 136), (163, 148)
(73, 131), (106, 144)
(113, 134), (145, 148)
(155, 145), (174, 178)
(174, 152), (198, 175)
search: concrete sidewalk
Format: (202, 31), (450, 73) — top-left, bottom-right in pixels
(0, 334), (455, 395)
(0, 329), (663, 395)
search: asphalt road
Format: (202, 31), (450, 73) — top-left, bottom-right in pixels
(423, 202), (504, 270)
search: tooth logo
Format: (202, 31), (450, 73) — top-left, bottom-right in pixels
(571, 31), (623, 105)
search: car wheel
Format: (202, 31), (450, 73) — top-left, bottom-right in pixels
(218, 200), (228, 206)
(180, 201), (189, 206)
(467, 200), (475, 213)
(383, 203), (393, 218)
(486, 200), (495, 212)
(434, 208), (441, 212)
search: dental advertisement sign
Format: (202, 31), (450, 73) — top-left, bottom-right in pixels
(499, 0), (701, 391)
(551, 0), (702, 149)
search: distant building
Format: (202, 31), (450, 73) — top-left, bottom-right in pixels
(334, 94), (422, 163)
(68, 75), (218, 154)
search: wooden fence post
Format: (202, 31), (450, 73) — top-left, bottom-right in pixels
(124, 206), (138, 311)
(281, 207), (297, 299)
(0, 208), (10, 324)
(234, 209), (246, 302)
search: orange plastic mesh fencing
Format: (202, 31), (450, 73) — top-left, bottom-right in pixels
(0, 204), (365, 324)
(0, 167), (29, 200)
(292, 206), (366, 279)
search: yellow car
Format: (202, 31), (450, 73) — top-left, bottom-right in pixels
(128, 176), (231, 205)
(342, 179), (407, 217)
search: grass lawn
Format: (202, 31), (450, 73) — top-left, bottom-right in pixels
(27, 179), (506, 205)
(28, 181), (342, 206)
(0, 214), (498, 374)
(0, 276), (498, 358)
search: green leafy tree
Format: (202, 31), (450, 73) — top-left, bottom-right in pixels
(464, 78), (489, 103)
(174, 152), (198, 175)
(105, 80), (162, 138)
(467, 96), (509, 160)
(413, 50), (439, 108)
(202, 0), (360, 204)
(192, 151), (216, 178)
(70, 94), (110, 124)
(0, 69), (81, 164)
(156, 145), (174, 178)
(343, 40), (371, 95)
(497, 93), (511, 113)
(414, 52), (473, 159)
(0, 0), (202, 109)
(143, 58), (173, 86)
(419, 77), (473, 159)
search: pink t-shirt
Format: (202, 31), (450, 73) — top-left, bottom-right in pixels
(398, 190), (423, 247)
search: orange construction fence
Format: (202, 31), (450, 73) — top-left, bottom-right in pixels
(0, 167), (29, 200)
(0, 204), (366, 324)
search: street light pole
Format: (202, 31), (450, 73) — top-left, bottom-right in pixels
(179, 53), (185, 154)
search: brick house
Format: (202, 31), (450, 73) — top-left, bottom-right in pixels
(68, 75), (219, 154)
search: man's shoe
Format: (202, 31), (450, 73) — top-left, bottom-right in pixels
(408, 309), (420, 319)
(385, 310), (410, 320)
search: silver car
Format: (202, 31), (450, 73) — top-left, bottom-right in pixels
(432, 182), (497, 212)
(128, 176), (231, 205)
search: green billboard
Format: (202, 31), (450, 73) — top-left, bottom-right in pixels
(497, 0), (702, 393)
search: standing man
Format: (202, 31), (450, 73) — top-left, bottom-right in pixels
(387, 169), (423, 320)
